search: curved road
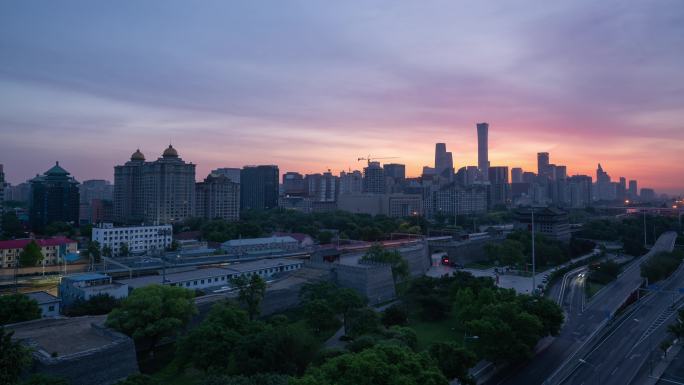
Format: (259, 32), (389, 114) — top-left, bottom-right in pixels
(489, 231), (678, 385)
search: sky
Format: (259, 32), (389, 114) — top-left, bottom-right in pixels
(0, 1), (683, 194)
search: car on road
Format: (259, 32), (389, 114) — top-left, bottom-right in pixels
(440, 255), (465, 269)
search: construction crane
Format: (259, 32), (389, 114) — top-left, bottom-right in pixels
(357, 155), (399, 166)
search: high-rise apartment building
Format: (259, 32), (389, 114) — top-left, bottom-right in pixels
(114, 149), (146, 224)
(305, 171), (338, 202)
(282, 172), (306, 196)
(595, 164), (614, 201)
(511, 168), (523, 183)
(488, 166), (510, 207)
(211, 167), (241, 183)
(568, 175), (593, 208)
(363, 162), (386, 194)
(640, 188), (656, 202)
(0, 164), (4, 232)
(383, 163), (406, 181)
(195, 174), (240, 221)
(29, 162), (80, 232)
(339, 170), (363, 194)
(476, 123), (489, 181)
(142, 145), (196, 224)
(628, 180), (638, 200)
(240, 165), (279, 210)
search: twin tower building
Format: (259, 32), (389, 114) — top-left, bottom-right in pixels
(113, 145), (239, 225)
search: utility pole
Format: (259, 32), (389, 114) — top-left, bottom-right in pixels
(532, 208), (536, 294)
(644, 210), (647, 248)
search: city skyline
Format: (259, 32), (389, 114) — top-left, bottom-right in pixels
(1, 1), (683, 194)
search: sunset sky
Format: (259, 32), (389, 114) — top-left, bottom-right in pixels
(1, 1), (683, 194)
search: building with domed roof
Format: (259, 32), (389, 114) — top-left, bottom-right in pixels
(141, 145), (196, 224)
(114, 146), (196, 225)
(29, 162), (80, 232)
(114, 149), (147, 224)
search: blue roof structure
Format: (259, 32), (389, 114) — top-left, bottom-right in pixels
(66, 273), (110, 282)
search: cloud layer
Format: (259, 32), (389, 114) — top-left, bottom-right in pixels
(1, 0), (683, 193)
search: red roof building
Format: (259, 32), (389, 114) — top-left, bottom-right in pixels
(0, 237), (78, 268)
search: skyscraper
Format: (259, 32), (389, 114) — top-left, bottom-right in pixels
(628, 180), (638, 200)
(511, 168), (523, 183)
(383, 163), (406, 181)
(240, 165), (279, 210)
(476, 123), (489, 181)
(305, 171), (338, 202)
(114, 149), (146, 224)
(142, 145), (196, 224)
(537, 152), (550, 178)
(195, 173), (240, 221)
(211, 167), (241, 183)
(488, 166), (510, 207)
(29, 162), (80, 232)
(363, 162), (386, 194)
(434, 143), (454, 176)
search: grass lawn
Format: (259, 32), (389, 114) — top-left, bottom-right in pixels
(407, 308), (464, 351)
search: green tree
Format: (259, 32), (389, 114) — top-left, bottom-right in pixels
(233, 323), (318, 376)
(317, 231), (333, 245)
(0, 294), (41, 325)
(106, 285), (197, 352)
(518, 296), (564, 336)
(118, 243), (129, 257)
(201, 374), (289, 385)
(346, 307), (380, 338)
(428, 342), (477, 383)
(292, 344), (448, 385)
(231, 274), (267, 320)
(334, 288), (365, 336)
(87, 241), (102, 264)
(0, 327), (33, 385)
(176, 302), (252, 371)
(63, 293), (120, 316)
(1, 212), (25, 239)
(302, 299), (339, 335)
(43, 222), (75, 237)
(19, 240), (44, 267)
(102, 245), (113, 259)
(362, 244), (409, 284)
(381, 304), (408, 327)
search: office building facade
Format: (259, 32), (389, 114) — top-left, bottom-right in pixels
(240, 165), (279, 210)
(29, 162), (80, 232)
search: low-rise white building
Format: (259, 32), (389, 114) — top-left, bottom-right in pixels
(58, 273), (129, 308)
(92, 223), (172, 257)
(25, 291), (61, 317)
(117, 258), (304, 291)
(221, 236), (300, 255)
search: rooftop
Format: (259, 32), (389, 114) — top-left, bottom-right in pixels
(8, 315), (115, 356)
(223, 236), (298, 247)
(0, 237), (77, 250)
(63, 273), (111, 282)
(25, 291), (61, 305)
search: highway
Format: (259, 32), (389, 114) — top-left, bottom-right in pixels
(559, 232), (681, 385)
(489, 231), (678, 385)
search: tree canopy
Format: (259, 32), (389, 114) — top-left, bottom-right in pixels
(231, 274), (267, 320)
(106, 285), (197, 351)
(362, 244), (409, 283)
(0, 294), (41, 325)
(19, 241), (44, 267)
(0, 327), (33, 385)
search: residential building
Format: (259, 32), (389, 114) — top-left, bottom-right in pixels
(434, 183), (488, 216)
(488, 166), (509, 207)
(25, 291), (61, 317)
(568, 175), (593, 208)
(337, 193), (422, 217)
(384, 163), (406, 181)
(58, 273), (129, 308)
(0, 237), (77, 268)
(240, 165), (279, 210)
(339, 170), (363, 194)
(305, 171), (338, 202)
(142, 145), (196, 223)
(221, 236), (300, 255)
(113, 149), (146, 224)
(477, 123), (489, 181)
(511, 167), (523, 183)
(0, 164), (4, 232)
(434, 143), (454, 177)
(363, 162), (386, 194)
(537, 152), (550, 179)
(628, 180), (638, 200)
(29, 162), (80, 232)
(5, 182), (30, 202)
(195, 174), (240, 221)
(79, 180), (113, 204)
(640, 188), (656, 202)
(211, 167), (241, 183)
(92, 223), (172, 257)
(513, 207), (571, 242)
(282, 172), (306, 196)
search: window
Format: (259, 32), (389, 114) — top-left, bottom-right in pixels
(48, 305), (54, 312)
